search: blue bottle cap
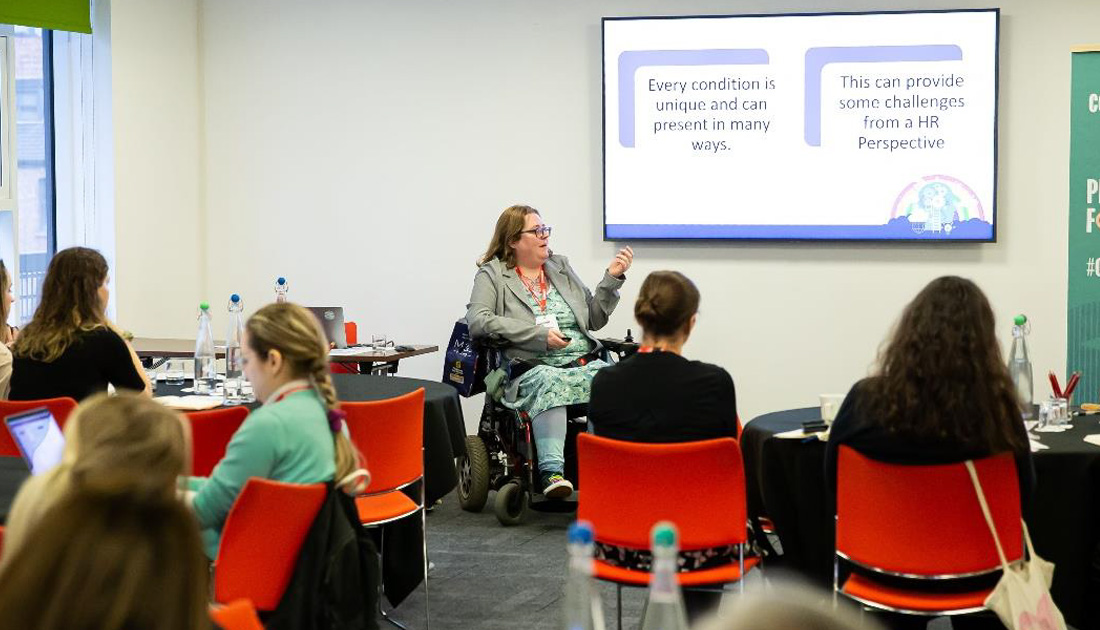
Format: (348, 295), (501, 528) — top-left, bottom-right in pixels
(277, 277), (287, 285)
(1014, 314), (1027, 326)
(568, 520), (594, 545)
(230, 293), (241, 303)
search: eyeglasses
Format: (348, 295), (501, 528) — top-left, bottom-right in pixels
(520, 226), (552, 238)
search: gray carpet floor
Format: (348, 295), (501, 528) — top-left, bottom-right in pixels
(386, 495), (646, 630)
(375, 496), (976, 630)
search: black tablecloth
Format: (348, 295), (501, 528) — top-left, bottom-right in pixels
(0, 457), (30, 523)
(743, 408), (1100, 630)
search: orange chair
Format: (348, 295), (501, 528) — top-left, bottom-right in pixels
(209, 599), (265, 630)
(0, 524), (5, 557)
(342, 388), (427, 628)
(835, 446), (1023, 617)
(185, 406), (249, 476)
(213, 478), (327, 611)
(577, 434), (759, 629)
(0, 398), (79, 457)
(330, 321), (360, 374)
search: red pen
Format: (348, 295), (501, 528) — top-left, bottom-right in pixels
(1064, 372), (1081, 399)
(1049, 371), (1063, 398)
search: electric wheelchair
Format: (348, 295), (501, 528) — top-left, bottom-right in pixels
(456, 334), (637, 525)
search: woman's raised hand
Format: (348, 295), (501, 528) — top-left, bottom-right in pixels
(608, 246), (634, 278)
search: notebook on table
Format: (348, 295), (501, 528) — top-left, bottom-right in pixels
(4, 407), (66, 475)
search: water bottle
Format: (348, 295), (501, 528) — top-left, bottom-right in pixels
(194, 303), (218, 394)
(640, 522), (688, 630)
(563, 521), (606, 630)
(1009, 314), (1034, 418)
(275, 277), (289, 303)
(225, 294), (245, 402)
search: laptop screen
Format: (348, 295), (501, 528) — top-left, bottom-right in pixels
(306, 306), (347, 349)
(4, 408), (66, 475)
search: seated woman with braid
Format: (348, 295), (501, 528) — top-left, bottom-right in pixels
(185, 302), (364, 559)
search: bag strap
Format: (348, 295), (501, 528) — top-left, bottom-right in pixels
(965, 460), (1012, 571)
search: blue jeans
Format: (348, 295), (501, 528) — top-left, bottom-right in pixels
(532, 406), (567, 474)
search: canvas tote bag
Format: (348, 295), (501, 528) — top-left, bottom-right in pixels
(964, 460), (1066, 630)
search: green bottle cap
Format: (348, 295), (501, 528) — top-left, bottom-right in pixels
(200, 302), (210, 311)
(1014, 314), (1027, 326)
(652, 521), (677, 548)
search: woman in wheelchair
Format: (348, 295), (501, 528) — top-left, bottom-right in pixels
(467, 204), (633, 499)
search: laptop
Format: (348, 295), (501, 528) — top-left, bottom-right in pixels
(4, 407), (66, 475)
(306, 306), (348, 349)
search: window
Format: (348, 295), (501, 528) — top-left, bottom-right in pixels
(11, 25), (55, 324)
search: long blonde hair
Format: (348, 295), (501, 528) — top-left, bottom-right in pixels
(245, 302), (360, 483)
(477, 204), (540, 268)
(14, 247), (109, 362)
(64, 394), (190, 497)
(0, 394), (190, 565)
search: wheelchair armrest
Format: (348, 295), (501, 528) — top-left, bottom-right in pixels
(599, 338), (639, 358)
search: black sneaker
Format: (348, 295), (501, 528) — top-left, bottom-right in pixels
(540, 471), (574, 499)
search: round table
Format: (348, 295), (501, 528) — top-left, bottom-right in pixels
(158, 374), (466, 505)
(742, 408), (1100, 630)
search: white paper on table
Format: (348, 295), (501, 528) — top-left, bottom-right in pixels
(329, 347), (389, 357)
(1024, 421), (1038, 431)
(1083, 435), (1100, 448)
(774, 428), (806, 439)
(1029, 439), (1049, 452)
(153, 395), (224, 411)
(1034, 424), (1071, 433)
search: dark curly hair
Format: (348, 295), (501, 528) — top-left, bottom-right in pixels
(859, 276), (1026, 454)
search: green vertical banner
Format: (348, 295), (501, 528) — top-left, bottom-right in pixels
(1068, 47), (1100, 404)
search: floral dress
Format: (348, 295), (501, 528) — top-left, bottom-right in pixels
(502, 285), (607, 418)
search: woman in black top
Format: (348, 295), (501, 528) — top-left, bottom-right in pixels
(589, 270), (738, 442)
(588, 270), (739, 623)
(824, 275), (1034, 505)
(9, 247), (149, 401)
(824, 276), (1033, 630)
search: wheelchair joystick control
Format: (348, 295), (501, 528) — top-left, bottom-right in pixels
(624, 328), (634, 343)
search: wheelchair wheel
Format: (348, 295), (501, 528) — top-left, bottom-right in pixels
(458, 435), (490, 512)
(494, 481), (529, 526)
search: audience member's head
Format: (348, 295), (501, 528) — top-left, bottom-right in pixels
(863, 275), (1025, 452)
(0, 394), (190, 565)
(634, 270), (700, 344)
(14, 246), (110, 362)
(478, 204), (542, 268)
(64, 392), (191, 489)
(0, 486), (210, 630)
(0, 258), (13, 344)
(244, 302), (360, 482)
(695, 580), (879, 630)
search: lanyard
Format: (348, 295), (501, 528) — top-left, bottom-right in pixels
(638, 346), (658, 354)
(518, 266), (549, 313)
(271, 383), (311, 404)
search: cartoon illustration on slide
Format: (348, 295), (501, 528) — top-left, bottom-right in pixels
(889, 174), (989, 239)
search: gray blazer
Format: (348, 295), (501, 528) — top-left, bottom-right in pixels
(466, 254), (625, 361)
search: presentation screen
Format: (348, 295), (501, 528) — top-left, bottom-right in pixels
(603, 9), (999, 241)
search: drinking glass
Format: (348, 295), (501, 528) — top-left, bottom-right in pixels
(164, 359), (188, 385)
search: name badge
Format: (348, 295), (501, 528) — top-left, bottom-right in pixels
(535, 314), (560, 330)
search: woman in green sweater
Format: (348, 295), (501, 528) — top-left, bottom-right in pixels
(186, 302), (363, 559)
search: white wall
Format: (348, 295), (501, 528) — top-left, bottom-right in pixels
(112, 0), (1092, 424)
(110, 0), (203, 336)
